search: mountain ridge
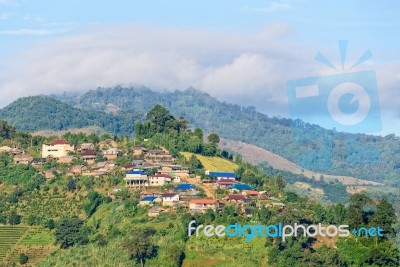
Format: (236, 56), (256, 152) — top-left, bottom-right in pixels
(1, 86), (399, 186)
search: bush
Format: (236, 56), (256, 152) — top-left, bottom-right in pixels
(19, 253), (28, 265)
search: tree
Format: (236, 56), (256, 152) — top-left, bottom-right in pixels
(9, 210), (21, 225)
(193, 128), (204, 140)
(66, 177), (77, 191)
(54, 217), (89, 249)
(208, 132), (220, 144)
(19, 253), (28, 265)
(123, 227), (156, 267)
(146, 104), (175, 133)
(83, 191), (103, 217)
(188, 154), (203, 173)
(275, 174), (286, 191)
(346, 193), (371, 228)
(371, 199), (397, 238)
(45, 219), (55, 230)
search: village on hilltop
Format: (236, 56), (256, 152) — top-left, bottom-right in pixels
(0, 137), (286, 218)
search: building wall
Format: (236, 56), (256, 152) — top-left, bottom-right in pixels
(42, 144), (74, 158)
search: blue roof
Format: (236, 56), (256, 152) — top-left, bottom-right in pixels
(209, 172), (236, 178)
(229, 184), (253, 190)
(141, 196), (157, 202)
(127, 170), (146, 175)
(175, 183), (196, 190)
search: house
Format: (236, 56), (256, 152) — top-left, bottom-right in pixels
(58, 156), (75, 164)
(208, 171), (236, 180)
(189, 199), (219, 213)
(229, 183), (254, 192)
(81, 149), (97, 164)
(102, 148), (119, 161)
(162, 193), (179, 206)
(122, 163), (136, 171)
(148, 206), (165, 217)
(225, 194), (247, 203)
(149, 173), (172, 186)
(132, 146), (147, 156)
(144, 150), (174, 165)
(77, 143), (95, 152)
(160, 165), (189, 179)
(175, 183), (196, 191)
(139, 196), (160, 206)
(69, 165), (88, 175)
(31, 158), (46, 166)
(216, 178), (236, 188)
(42, 139), (74, 158)
(0, 146), (12, 153)
(125, 170), (148, 188)
(242, 190), (260, 197)
(44, 168), (61, 179)
(11, 148), (24, 155)
(98, 140), (118, 150)
(13, 154), (32, 164)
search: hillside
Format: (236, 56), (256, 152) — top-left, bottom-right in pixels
(1, 87), (399, 186)
(0, 96), (137, 135)
(219, 138), (382, 186)
(180, 152), (238, 172)
(57, 87), (400, 186)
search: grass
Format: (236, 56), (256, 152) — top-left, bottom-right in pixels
(183, 233), (269, 267)
(0, 226), (28, 261)
(180, 152), (238, 172)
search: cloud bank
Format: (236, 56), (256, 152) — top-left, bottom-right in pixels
(0, 24), (399, 133)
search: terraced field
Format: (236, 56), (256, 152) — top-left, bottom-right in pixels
(3, 227), (57, 266)
(0, 226), (28, 261)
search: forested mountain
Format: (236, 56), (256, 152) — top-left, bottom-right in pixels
(57, 86), (400, 186)
(0, 87), (399, 185)
(0, 95), (139, 135)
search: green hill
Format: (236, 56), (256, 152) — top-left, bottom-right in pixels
(1, 87), (400, 186)
(0, 95), (138, 134)
(57, 87), (400, 186)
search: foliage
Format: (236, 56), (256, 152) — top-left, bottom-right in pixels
(54, 217), (89, 249)
(123, 227), (156, 267)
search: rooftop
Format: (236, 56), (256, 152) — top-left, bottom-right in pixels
(189, 199), (218, 204)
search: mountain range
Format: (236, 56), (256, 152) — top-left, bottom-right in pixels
(0, 86), (399, 186)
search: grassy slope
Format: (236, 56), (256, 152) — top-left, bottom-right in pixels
(180, 152), (238, 172)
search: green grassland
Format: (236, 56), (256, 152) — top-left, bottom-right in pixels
(181, 152), (238, 172)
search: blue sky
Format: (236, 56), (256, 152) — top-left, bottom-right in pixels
(0, 0), (399, 134)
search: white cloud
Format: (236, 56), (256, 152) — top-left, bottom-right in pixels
(0, 24), (398, 134)
(0, 28), (70, 36)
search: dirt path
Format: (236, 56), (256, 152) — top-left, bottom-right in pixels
(184, 177), (215, 198)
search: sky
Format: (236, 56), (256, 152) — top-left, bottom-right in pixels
(0, 0), (399, 135)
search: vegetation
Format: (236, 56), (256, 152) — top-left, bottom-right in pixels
(0, 104), (398, 266)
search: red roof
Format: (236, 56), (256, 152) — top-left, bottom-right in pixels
(49, 139), (70, 145)
(81, 149), (97, 156)
(162, 193), (178, 198)
(227, 194), (246, 200)
(154, 173), (171, 178)
(242, 190), (259, 196)
(189, 199), (218, 204)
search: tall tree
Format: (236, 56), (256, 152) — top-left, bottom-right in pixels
(371, 199), (397, 238)
(123, 227), (156, 267)
(208, 132), (220, 144)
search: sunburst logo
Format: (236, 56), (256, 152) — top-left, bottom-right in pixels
(286, 40), (382, 171)
(286, 40), (382, 133)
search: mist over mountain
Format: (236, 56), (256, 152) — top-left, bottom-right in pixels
(1, 86), (399, 186)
